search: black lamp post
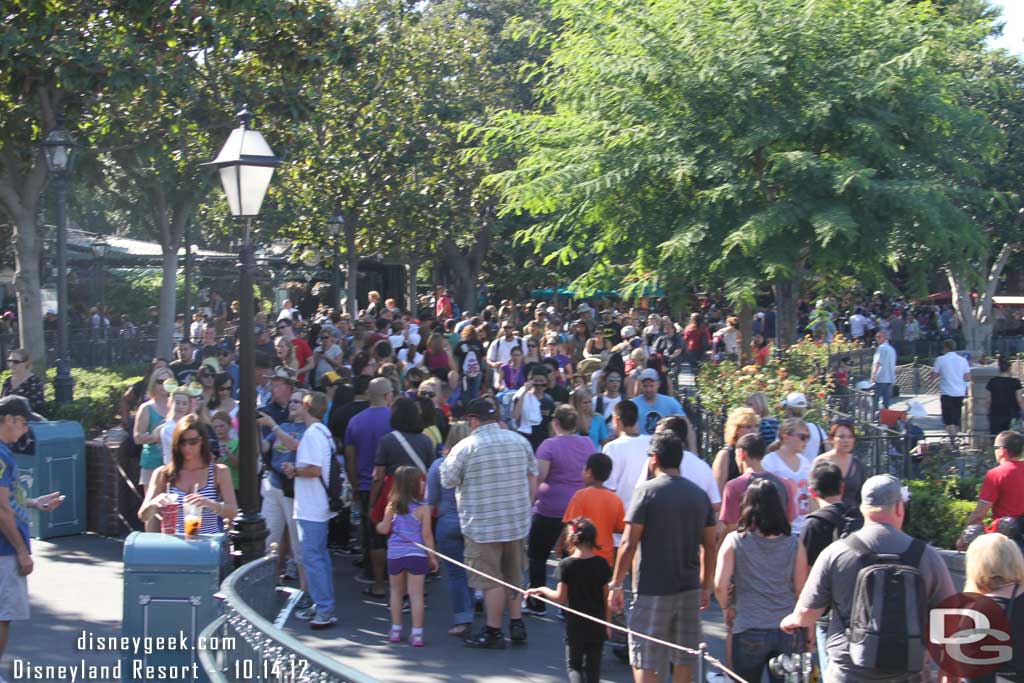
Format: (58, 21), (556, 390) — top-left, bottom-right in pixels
(326, 214), (344, 311)
(40, 116), (76, 404)
(204, 107), (281, 565)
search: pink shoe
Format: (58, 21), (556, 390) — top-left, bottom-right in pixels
(411, 633), (425, 647)
(388, 625), (402, 643)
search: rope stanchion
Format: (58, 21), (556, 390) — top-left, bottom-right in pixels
(414, 542), (751, 683)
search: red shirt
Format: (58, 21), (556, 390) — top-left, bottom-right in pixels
(683, 325), (710, 353)
(979, 459), (1024, 518)
(720, 470), (797, 525)
(291, 338), (312, 382)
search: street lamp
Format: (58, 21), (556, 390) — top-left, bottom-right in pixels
(204, 107), (281, 565)
(40, 115), (76, 404)
(91, 236), (109, 341)
(326, 215), (344, 311)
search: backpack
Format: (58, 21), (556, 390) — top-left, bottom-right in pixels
(808, 503), (863, 542)
(842, 535), (928, 674)
(462, 347), (481, 378)
(311, 424), (346, 512)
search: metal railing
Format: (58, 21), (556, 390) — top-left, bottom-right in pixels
(198, 556), (378, 683)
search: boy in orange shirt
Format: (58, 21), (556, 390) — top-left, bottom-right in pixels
(562, 452), (625, 569)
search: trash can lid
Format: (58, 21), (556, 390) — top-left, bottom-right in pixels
(123, 531), (225, 568)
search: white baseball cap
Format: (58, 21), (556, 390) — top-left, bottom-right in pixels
(781, 392), (808, 409)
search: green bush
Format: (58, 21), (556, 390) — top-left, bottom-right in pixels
(904, 480), (978, 550)
(13, 365), (147, 437)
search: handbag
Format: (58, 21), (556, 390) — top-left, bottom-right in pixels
(370, 431), (427, 524)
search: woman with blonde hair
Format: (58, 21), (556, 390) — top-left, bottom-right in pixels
(762, 418), (813, 533)
(275, 336), (299, 374)
(570, 385), (607, 448)
(712, 407), (761, 494)
(746, 392), (780, 444)
(963, 533), (1024, 681)
(134, 368), (175, 501)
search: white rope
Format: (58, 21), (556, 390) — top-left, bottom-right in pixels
(414, 542), (751, 683)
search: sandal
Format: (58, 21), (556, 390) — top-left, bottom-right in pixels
(448, 623), (472, 638)
(362, 587), (388, 599)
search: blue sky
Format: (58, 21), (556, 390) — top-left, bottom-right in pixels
(990, 0), (1024, 54)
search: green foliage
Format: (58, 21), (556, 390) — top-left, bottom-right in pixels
(696, 354), (832, 423)
(477, 0), (1004, 315)
(904, 479), (978, 550)
(37, 366), (144, 437)
(103, 270), (199, 326)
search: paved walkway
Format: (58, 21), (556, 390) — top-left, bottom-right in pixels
(3, 534), (728, 683)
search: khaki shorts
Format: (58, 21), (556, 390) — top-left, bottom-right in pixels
(463, 537), (526, 592)
(0, 554), (30, 621)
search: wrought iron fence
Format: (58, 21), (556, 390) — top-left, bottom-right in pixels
(0, 331), (159, 369)
(198, 557), (378, 683)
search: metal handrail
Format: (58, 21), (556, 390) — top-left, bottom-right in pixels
(197, 556), (378, 683)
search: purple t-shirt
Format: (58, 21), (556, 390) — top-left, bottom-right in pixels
(344, 406), (393, 491)
(534, 434), (593, 518)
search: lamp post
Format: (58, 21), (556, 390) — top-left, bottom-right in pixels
(326, 214), (344, 311)
(204, 107), (281, 565)
(40, 116), (76, 404)
(90, 236), (108, 342)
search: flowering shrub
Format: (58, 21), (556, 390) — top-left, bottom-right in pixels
(779, 336), (860, 376)
(695, 359), (833, 424)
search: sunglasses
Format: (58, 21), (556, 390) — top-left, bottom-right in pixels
(419, 391), (436, 399)
(790, 433), (811, 441)
(180, 436), (202, 446)
(6, 358), (23, 364)
(218, 386), (233, 392)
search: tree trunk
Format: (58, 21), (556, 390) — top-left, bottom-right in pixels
(13, 213), (46, 372)
(345, 218), (359, 318)
(157, 250), (179, 358)
(442, 217), (492, 315)
(948, 242), (1016, 357)
(773, 277), (799, 348)
(737, 301), (753, 363)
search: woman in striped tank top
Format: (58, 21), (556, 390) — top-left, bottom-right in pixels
(138, 414), (238, 534)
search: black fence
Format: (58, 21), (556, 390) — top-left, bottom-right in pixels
(0, 331), (158, 370)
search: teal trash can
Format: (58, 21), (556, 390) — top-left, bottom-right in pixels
(13, 420), (85, 539)
(122, 532), (227, 682)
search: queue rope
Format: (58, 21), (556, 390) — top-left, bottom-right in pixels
(413, 541), (750, 683)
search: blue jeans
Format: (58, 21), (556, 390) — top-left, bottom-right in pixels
(732, 628), (800, 683)
(297, 519), (334, 618)
(435, 514), (474, 625)
(461, 375), (482, 405)
(816, 621), (829, 674)
(874, 382), (893, 409)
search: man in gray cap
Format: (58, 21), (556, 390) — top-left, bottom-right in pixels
(780, 474), (954, 681)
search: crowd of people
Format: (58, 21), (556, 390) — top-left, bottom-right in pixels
(7, 283), (1024, 683)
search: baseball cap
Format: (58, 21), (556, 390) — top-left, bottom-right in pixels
(0, 395), (43, 422)
(269, 367), (297, 384)
(781, 392), (808, 409)
(465, 398), (497, 419)
(621, 325), (637, 338)
(576, 303), (592, 314)
(321, 371), (343, 387)
(638, 368), (659, 382)
(861, 474), (903, 507)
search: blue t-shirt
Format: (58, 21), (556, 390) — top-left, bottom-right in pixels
(632, 395), (685, 435)
(344, 406), (393, 492)
(266, 422), (306, 490)
(587, 415), (608, 449)
(0, 443), (30, 556)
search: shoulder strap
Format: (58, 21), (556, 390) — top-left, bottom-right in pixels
(900, 538), (926, 567)
(393, 431), (427, 473)
(809, 505), (842, 527)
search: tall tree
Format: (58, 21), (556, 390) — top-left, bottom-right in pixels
(478, 0), (997, 345)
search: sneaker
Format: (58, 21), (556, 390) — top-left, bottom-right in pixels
(353, 574), (376, 585)
(295, 606), (318, 621)
(389, 625), (403, 643)
(310, 614), (338, 630)
(411, 632), (425, 647)
(464, 628), (506, 649)
(521, 596), (546, 616)
(509, 619), (527, 644)
(296, 593), (314, 610)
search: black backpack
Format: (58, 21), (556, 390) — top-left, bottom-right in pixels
(843, 536), (928, 674)
(310, 424), (345, 512)
(808, 503), (863, 542)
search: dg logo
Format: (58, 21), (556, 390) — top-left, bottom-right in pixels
(928, 592), (1014, 678)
